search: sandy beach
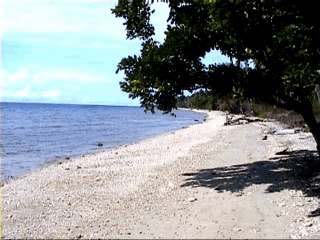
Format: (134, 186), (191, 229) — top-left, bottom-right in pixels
(2, 110), (320, 238)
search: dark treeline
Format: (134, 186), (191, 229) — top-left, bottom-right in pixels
(177, 91), (319, 130)
(177, 90), (215, 111)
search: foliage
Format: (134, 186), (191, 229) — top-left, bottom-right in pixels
(178, 92), (306, 130)
(177, 90), (215, 110)
(112, 0), (320, 152)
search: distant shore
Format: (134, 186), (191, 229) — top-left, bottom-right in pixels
(2, 110), (319, 238)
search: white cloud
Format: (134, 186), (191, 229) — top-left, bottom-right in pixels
(1, 0), (169, 105)
(0, 0), (4, 38)
(0, 68), (108, 85)
(32, 69), (106, 84)
(0, 70), (6, 88)
(13, 86), (31, 97)
(0, 68), (29, 86)
(41, 89), (60, 98)
(0, 68), (110, 101)
(2, 0), (126, 39)
(2, 0), (169, 42)
(4, 86), (60, 99)
(9, 69), (29, 83)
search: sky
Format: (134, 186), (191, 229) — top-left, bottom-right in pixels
(0, 0), (229, 106)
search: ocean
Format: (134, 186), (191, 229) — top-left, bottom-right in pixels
(0, 102), (204, 180)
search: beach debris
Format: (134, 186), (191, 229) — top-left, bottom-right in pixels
(305, 222), (313, 227)
(276, 147), (289, 155)
(235, 192), (244, 197)
(233, 227), (242, 232)
(77, 234), (83, 239)
(76, 166), (82, 169)
(97, 142), (103, 147)
(273, 128), (301, 135)
(225, 114), (264, 126)
(65, 156), (70, 160)
(188, 197), (198, 202)
(65, 167), (70, 171)
(262, 135), (268, 140)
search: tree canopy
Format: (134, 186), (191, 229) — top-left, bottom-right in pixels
(112, 0), (320, 153)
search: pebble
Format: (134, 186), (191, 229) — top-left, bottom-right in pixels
(188, 197), (198, 202)
(295, 203), (304, 207)
(233, 227), (242, 232)
(305, 223), (313, 227)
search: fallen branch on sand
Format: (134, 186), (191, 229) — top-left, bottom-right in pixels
(224, 114), (265, 126)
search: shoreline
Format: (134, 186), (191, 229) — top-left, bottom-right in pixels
(1, 108), (207, 185)
(2, 110), (319, 238)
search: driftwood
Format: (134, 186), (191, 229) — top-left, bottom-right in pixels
(272, 129), (301, 135)
(224, 114), (265, 126)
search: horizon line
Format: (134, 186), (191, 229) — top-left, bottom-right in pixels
(0, 100), (141, 108)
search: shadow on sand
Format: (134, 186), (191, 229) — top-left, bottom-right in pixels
(181, 150), (320, 217)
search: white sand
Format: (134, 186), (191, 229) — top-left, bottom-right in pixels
(2, 110), (320, 238)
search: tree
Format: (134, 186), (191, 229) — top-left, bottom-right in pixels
(112, 0), (320, 154)
(177, 90), (216, 110)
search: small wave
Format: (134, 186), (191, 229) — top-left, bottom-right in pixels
(12, 126), (26, 130)
(4, 151), (18, 156)
(5, 149), (41, 156)
(50, 125), (63, 129)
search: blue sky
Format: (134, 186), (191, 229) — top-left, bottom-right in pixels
(0, 0), (228, 105)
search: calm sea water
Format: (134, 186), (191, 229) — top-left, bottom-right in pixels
(0, 102), (204, 180)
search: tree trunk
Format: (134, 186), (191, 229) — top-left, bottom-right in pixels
(300, 102), (320, 156)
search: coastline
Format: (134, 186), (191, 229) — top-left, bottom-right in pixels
(2, 110), (320, 238)
(2, 108), (210, 186)
(1, 107), (206, 184)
